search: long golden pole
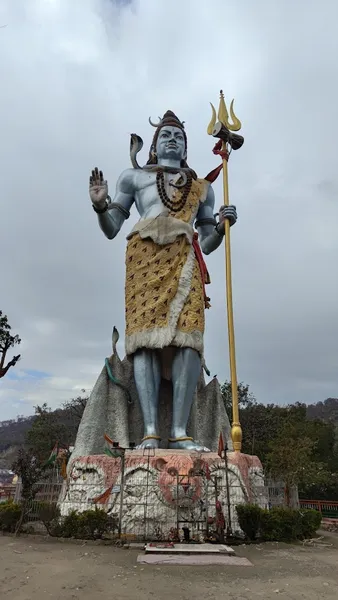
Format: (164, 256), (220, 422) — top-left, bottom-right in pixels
(222, 155), (242, 452)
(207, 91), (243, 452)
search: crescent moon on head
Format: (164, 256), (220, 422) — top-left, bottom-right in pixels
(149, 116), (162, 128)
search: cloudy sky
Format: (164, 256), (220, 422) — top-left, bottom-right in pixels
(1, 0), (337, 421)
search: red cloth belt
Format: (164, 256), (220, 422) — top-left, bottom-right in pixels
(192, 232), (211, 309)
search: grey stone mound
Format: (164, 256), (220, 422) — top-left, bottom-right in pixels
(71, 351), (232, 461)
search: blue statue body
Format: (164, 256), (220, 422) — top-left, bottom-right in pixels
(89, 111), (237, 451)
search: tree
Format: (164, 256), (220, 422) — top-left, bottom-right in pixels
(220, 381), (338, 500)
(307, 397), (338, 425)
(61, 391), (88, 444)
(0, 310), (21, 379)
(12, 447), (48, 534)
(220, 381), (292, 459)
(266, 421), (330, 506)
(239, 403), (289, 460)
(25, 403), (68, 462)
(62, 393), (87, 421)
(62, 392), (87, 430)
(220, 380), (257, 415)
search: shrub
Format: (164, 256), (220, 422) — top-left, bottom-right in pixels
(260, 507), (322, 542)
(236, 504), (262, 540)
(1, 501), (118, 540)
(260, 507), (302, 542)
(58, 510), (80, 538)
(0, 500), (22, 532)
(37, 501), (60, 524)
(298, 509), (322, 538)
(77, 508), (111, 539)
(38, 506), (117, 539)
(236, 504), (322, 542)
(37, 502), (62, 536)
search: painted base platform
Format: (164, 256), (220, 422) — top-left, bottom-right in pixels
(145, 543), (235, 555)
(137, 555), (253, 566)
(59, 450), (267, 539)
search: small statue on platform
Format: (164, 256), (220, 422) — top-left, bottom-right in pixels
(89, 111), (237, 451)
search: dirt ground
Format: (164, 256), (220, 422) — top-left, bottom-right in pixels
(0, 532), (337, 600)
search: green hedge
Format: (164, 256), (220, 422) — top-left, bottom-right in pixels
(236, 504), (322, 542)
(0, 500), (22, 532)
(235, 503), (262, 540)
(56, 508), (115, 539)
(37, 503), (118, 539)
(0, 500), (117, 539)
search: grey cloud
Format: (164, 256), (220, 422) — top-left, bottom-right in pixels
(0, 0), (337, 420)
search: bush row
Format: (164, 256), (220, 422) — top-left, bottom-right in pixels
(0, 500), (118, 539)
(1, 499), (322, 542)
(0, 500), (22, 532)
(236, 504), (322, 542)
(40, 503), (118, 539)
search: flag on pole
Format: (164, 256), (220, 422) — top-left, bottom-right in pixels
(104, 433), (123, 458)
(44, 442), (58, 466)
(218, 432), (225, 458)
(60, 456), (67, 479)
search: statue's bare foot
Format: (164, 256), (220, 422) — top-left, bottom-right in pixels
(137, 436), (160, 450)
(168, 437), (210, 452)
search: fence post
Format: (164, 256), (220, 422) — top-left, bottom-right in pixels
(118, 450), (126, 539)
(223, 446), (232, 537)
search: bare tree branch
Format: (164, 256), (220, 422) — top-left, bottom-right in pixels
(0, 311), (21, 378)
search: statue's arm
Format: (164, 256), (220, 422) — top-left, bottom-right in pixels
(196, 184), (237, 255)
(96, 170), (135, 240)
(195, 185), (222, 255)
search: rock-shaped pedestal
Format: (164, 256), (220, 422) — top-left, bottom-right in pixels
(59, 450), (267, 539)
(70, 350), (233, 460)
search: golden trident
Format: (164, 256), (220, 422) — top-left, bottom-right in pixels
(207, 90), (244, 452)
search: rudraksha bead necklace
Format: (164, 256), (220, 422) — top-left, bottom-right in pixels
(156, 170), (192, 213)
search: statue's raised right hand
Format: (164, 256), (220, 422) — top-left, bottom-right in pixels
(89, 167), (108, 208)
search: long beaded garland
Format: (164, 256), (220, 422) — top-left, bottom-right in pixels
(156, 170), (192, 213)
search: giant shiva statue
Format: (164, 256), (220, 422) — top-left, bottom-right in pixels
(89, 111), (237, 452)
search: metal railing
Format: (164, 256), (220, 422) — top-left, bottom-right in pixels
(0, 485), (16, 502)
(11, 477), (288, 541)
(299, 499), (338, 519)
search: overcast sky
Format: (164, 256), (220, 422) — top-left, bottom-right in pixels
(1, 0), (337, 421)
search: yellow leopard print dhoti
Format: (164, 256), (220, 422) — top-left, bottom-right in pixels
(124, 178), (209, 356)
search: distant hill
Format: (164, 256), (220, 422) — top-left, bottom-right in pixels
(0, 415), (35, 458)
(0, 399), (85, 468)
(0, 419), (31, 468)
(306, 398), (338, 424)
(0, 396), (337, 469)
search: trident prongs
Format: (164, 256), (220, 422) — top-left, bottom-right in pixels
(207, 90), (242, 135)
(207, 103), (217, 135)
